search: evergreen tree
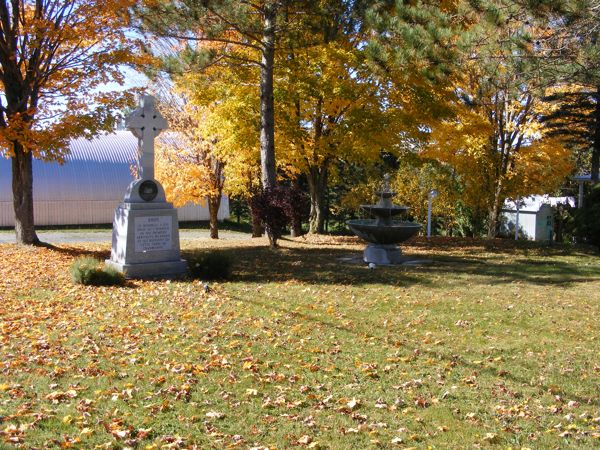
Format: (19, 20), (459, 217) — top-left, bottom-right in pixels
(365, 0), (464, 83)
(535, 0), (600, 182)
(542, 85), (597, 177)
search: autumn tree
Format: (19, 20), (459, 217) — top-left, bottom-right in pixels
(0, 0), (138, 245)
(277, 40), (392, 234)
(135, 0), (312, 191)
(267, 0), (400, 234)
(366, 0), (572, 237)
(391, 161), (463, 233)
(135, 0), (338, 245)
(154, 88), (225, 239)
(425, 47), (573, 237)
(171, 43), (266, 237)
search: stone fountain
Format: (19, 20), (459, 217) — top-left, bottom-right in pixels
(347, 174), (421, 264)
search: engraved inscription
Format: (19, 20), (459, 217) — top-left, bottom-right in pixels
(134, 216), (172, 252)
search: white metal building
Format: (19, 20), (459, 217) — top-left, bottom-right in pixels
(500, 195), (574, 241)
(0, 131), (229, 226)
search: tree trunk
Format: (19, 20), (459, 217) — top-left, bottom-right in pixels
(592, 86), (600, 184)
(11, 145), (40, 245)
(307, 164), (328, 234)
(208, 195), (221, 239)
(265, 224), (278, 248)
(259, 3), (277, 247)
(487, 176), (504, 239)
(555, 204), (563, 243)
(290, 177), (304, 237)
(260, 3), (277, 190)
(291, 215), (303, 237)
(249, 199), (264, 238)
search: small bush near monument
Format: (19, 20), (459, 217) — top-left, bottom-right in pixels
(187, 252), (232, 280)
(70, 256), (124, 286)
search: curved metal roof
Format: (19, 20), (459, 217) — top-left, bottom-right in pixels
(0, 131), (230, 226)
(0, 131), (139, 202)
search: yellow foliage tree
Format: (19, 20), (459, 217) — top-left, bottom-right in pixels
(154, 90), (225, 239)
(425, 70), (573, 236)
(390, 162), (463, 234)
(415, 6), (576, 237)
(166, 47), (266, 236)
(0, 0), (142, 244)
(277, 40), (394, 234)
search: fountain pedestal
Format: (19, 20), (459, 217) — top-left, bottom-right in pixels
(364, 244), (404, 265)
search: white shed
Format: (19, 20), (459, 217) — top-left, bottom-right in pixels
(500, 195), (573, 241)
(0, 131), (229, 226)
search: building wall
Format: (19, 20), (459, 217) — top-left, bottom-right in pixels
(0, 131), (229, 226)
(534, 205), (554, 241)
(501, 211), (538, 240)
(0, 198), (230, 226)
(501, 207), (554, 241)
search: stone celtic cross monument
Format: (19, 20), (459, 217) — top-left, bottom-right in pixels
(106, 95), (187, 278)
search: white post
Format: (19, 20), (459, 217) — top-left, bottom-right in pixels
(427, 190), (438, 238)
(578, 181), (584, 208)
(515, 196), (520, 240)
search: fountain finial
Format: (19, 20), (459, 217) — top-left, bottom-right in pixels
(382, 173), (391, 193)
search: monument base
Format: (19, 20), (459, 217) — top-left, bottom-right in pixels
(106, 259), (188, 279)
(363, 244), (404, 265)
(106, 201), (187, 279)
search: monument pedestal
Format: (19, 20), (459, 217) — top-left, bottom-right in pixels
(106, 180), (187, 279)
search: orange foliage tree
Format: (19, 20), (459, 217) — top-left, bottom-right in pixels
(0, 0), (140, 245)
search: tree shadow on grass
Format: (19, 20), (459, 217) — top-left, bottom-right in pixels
(37, 238), (599, 288)
(184, 245), (431, 287)
(408, 236), (599, 257)
(42, 243), (110, 261)
(236, 288), (600, 408)
(184, 243), (600, 288)
(424, 254), (600, 287)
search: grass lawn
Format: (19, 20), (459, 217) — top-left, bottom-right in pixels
(0, 236), (599, 448)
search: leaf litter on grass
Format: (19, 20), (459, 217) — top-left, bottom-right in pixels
(0, 238), (599, 448)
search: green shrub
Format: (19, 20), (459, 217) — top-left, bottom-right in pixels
(70, 256), (125, 286)
(187, 252), (232, 280)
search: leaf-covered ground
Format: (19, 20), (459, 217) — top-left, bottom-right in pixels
(1, 236), (599, 449)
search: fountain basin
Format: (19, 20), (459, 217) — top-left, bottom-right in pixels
(359, 205), (409, 220)
(347, 219), (421, 245)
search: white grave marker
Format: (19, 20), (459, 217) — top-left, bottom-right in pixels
(106, 95), (187, 279)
